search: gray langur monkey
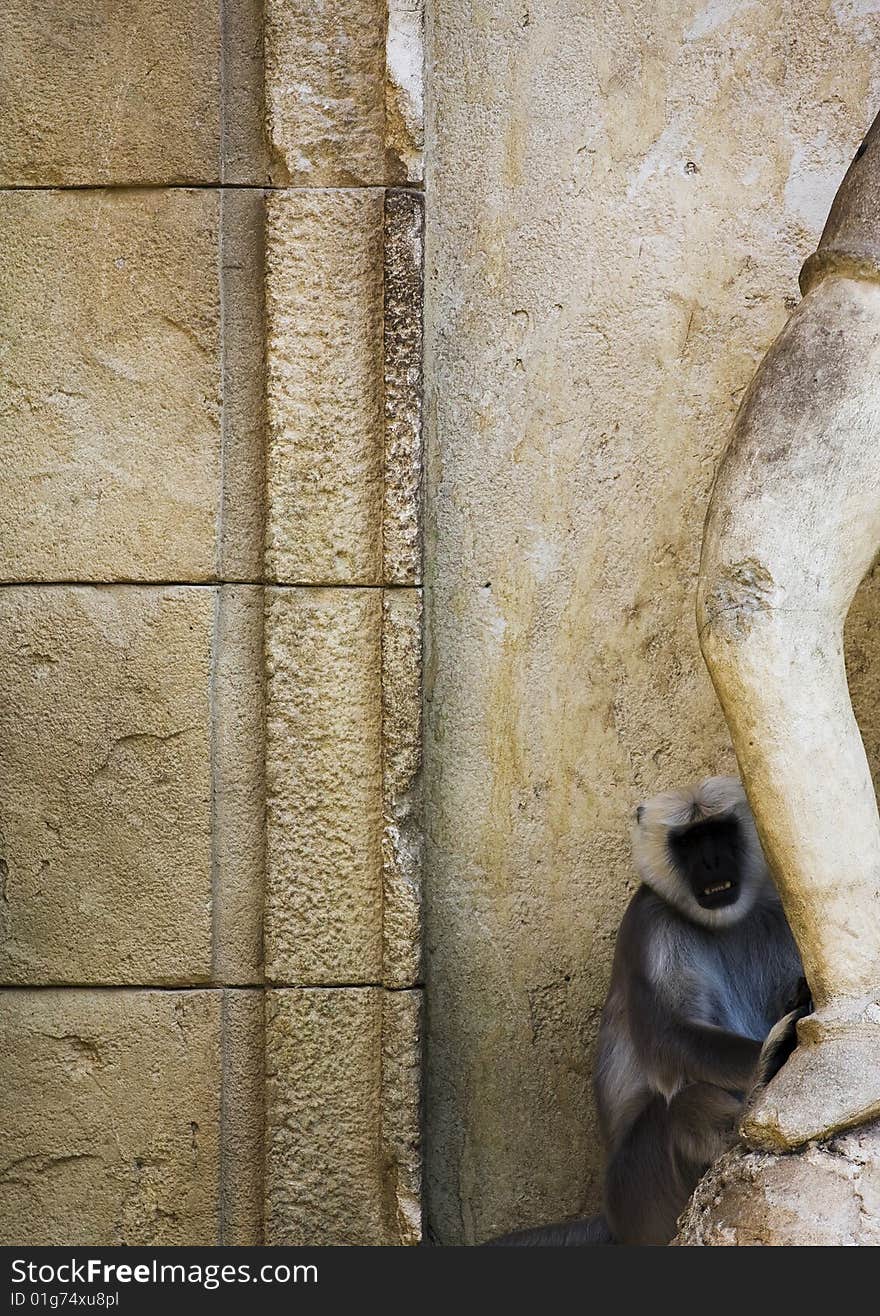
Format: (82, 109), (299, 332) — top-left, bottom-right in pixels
(488, 776), (808, 1247)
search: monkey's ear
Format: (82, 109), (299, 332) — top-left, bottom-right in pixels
(635, 805), (645, 824)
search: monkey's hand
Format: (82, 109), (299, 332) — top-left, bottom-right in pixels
(669, 1083), (743, 1165)
(785, 976), (813, 1016)
(753, 987), (813, 1092)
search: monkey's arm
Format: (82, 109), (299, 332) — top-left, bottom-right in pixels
(656, 1016), (759, 1091)
(629, 972), (761, 1091)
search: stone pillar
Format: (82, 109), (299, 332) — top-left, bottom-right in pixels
(698, 108), (880, 1155)
(0, 0), (423, 1246)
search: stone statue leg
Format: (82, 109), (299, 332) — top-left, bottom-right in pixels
(697, 113), (880, 1147)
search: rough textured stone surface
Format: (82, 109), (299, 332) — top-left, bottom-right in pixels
(264, 988), (422, 1244)
(263, 0), (423, 185)
(0, 189), (221, 583)
(265, 192), (385, 585)
(384, 191), (424, 585)
(264, 189), (424, 587)
(676, 1122), (880, 1245)
(263, 0), (382, 185)
(0, 990), (221, 1245)
(381, 987), (424, 1243)
(0, 0), (426, 1257)
(424, 0), (880, 1243)
(0, 0), (222, 185)
(263, 588), (384, 984)
(263, 587), (422, 988)
(382, 590), (423, 988)
(0, 586), (213, 984)
(0, 0), (423, 188)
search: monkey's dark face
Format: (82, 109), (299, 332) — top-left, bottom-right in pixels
(666, 814), (743, 912)
(633, 777), (773, 928)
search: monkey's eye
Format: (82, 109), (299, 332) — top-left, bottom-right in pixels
(635, 805), (645, 824)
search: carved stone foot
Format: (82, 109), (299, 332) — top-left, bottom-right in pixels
(741, 1000), (880, 1151)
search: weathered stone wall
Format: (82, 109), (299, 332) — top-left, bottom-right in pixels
(8, 0), (880, 1249)
(0, 0), (424, 1245)
(424, 0), (880, 1243)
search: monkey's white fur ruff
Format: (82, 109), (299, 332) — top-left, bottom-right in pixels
(633, 776), (772, 929)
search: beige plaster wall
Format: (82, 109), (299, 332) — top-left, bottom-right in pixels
(424, 0), (880, 1243)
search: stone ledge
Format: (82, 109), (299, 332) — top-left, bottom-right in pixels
(676, 1120), (880, 1245)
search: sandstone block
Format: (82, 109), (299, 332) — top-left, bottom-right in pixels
(220, 989), (265, 1245)
(264, 192), (385, 585)
(264, 987), (422, 1244)
(0, 189), (222, 582)
(263, 587), (422, 987)
(263, 588), (384, 984)
(221, 0), (270, 185)
(0, 0), (424, 188)
(264, 190), (423, 586)
(385, 0), (425, 185)
(263, 0), (423, 185)
(0, 586), (213, 984)
(380, 987), (423, 1244)
(0, 990), (221, 1245)
(213, 587), (266, 986)
(0, 0), (222, 185)
(218, 190), (268, 581)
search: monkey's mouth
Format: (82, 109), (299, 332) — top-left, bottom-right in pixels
(695, 878), (739, 909)
(667, 813), (744, 912)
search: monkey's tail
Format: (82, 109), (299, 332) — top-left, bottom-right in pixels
(483, 1215), (615, 1246)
